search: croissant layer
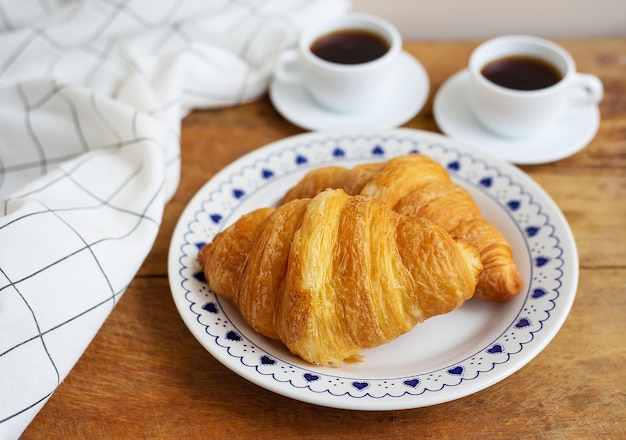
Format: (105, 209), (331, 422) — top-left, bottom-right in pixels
(200, 189), (482, 366)
(281, 154), (523, 302)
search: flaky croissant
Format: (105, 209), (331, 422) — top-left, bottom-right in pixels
(281, 154), (523, 302)
(199, 189), (482, 366)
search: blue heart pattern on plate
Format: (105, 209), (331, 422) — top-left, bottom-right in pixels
(177, 131), (568, 402)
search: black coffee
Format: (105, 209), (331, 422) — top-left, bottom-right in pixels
(481, 56), (563, 91)
(311, 29), (389, 65)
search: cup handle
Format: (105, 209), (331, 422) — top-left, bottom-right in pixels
(274, 49), (301, 84)
(571, 73), (604, 105)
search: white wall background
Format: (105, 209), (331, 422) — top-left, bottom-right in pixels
(353, 0), (626, 40)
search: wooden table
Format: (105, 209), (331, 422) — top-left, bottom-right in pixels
(22, 38), (626, 439)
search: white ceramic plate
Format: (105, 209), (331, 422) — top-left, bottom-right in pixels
(269, 51), (429, 131)
(168, 128), (578, 410)
(433, 70), (600, 165)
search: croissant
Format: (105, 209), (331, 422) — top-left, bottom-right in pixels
(199, 189), (482, 366)
(281, 154), (523, 302)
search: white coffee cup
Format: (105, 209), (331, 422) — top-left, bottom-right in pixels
(274, 13), (402, 114)
(467, 35), (603, 139)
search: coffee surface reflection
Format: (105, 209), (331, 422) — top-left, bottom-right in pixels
(311, 29), (389, 65)
(481, 56), (562, 91)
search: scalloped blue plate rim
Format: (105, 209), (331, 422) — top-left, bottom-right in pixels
(167, 128), (578, 411)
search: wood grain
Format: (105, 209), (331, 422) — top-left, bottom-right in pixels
(22, 38), (626, 440)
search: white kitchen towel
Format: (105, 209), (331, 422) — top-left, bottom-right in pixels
(0, 1), (350, 438)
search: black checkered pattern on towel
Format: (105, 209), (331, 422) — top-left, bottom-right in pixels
(0, 1), (349, 437)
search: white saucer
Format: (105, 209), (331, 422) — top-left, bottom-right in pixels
(433, 69), (600, 165)
(269, 51), (429, 131)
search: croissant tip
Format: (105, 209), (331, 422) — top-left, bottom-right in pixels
(475, 276), (525, 302)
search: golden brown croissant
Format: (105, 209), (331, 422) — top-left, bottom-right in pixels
(281, 154), (523, 302)
(199, 189), (482, 366)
